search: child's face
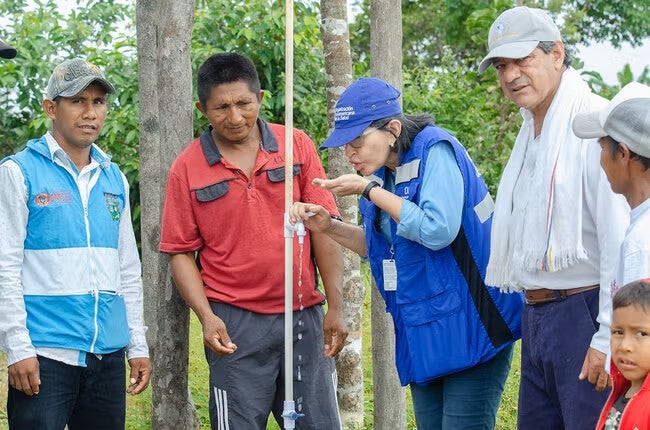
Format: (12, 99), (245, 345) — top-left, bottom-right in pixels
(611, 304), (650, 391)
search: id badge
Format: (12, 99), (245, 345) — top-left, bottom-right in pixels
(383, 259), (397, 291)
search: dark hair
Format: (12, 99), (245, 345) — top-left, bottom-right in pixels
(369, 114), (435, 154)
(613, 279), (650, 312)
(537, 41), (573, 68)
(602, 136), (650, 170)
(197, 53), (261, 106)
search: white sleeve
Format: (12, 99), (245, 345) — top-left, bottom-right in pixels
(0, 161), (37, 365)
(118, 171), (149, 359)
(584, 144), (630, 354)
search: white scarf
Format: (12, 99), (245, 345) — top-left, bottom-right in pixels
(486, 68), (605, 291)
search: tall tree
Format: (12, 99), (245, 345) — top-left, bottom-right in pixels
(369, 0), (407, 429)
(319, 1), (365, 428)
(136, 1), (198, 428)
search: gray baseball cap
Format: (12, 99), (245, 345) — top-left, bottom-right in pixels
(46, 58), (115, 99)
(0, 39), (16, 59)
(478, 6), (561, 73)
(572, 82), (650, 158)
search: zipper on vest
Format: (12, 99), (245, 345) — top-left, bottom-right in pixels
(84, 200), (99, 352)
(89, 289), (99, 352)
(84, 169), (101, 352)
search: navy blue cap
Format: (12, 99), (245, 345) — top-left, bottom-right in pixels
(320, 77), (401, 149)
(0, 39), (16, 59)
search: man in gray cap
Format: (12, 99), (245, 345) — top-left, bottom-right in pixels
(0, 38), (16, 59)
(0, 58), (151, 429)
(479, 6), (630, 430)
(574, 82), (650, 301)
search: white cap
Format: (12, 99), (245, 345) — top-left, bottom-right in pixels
(479, 6), (561, 73)
(572, 82), (650, 158)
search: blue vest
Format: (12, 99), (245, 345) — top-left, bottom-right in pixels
(360, 125), (523, 385)
(6, 136), (130, 354)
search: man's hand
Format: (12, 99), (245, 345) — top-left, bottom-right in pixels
(127, 357), (152, 395)
(8, 357), (40, 396)
(203, 314), (237, 355)
(289, 202), (331, 233)
(323, 308), (348, 358)
(579, 347), (611, 391)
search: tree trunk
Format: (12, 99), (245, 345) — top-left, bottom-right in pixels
(135, 1), (198, 428)
(319, 1), (365, 428)
(370, 0), (406, 429)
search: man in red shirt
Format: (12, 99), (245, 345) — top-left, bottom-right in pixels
(160, 52), (347, 429)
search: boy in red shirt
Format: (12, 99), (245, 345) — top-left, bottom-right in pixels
(597, 279), (650, 429)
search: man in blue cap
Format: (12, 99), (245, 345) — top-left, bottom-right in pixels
(290, 77), (523, 429)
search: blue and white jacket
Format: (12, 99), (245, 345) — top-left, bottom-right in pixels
(0, 133), (148, 366)
(360, 125), (523, 386)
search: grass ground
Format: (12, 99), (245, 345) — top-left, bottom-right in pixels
(0, 288), (521, 429)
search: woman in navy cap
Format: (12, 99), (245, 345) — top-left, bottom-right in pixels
(290, 77), (523, 429)
(0, 39), (16, 59)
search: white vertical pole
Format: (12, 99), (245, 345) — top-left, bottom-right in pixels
(283, 0), (296, 428)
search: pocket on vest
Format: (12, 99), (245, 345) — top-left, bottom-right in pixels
(399, 296), (477, 383)
(95, 292), (130, 352)
(399, 289), (461, 326)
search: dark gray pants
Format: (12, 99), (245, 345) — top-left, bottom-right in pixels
(206, 302), (341, 430)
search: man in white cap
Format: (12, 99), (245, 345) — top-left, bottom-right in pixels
(0, 58), (151, 429)
(479, 6), (630, 429)
(574, 82), (650, 298)
(0, 38), (16, 59)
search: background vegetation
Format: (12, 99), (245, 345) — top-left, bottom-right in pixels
(0, 0), (648, 428)
(2, 0), (648, 201)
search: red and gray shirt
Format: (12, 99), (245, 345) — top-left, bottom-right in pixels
(160, 119), (339, 314)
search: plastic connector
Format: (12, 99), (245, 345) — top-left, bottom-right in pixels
(284, 212), (310, 244)
(282, 400), (304, 429)
(295, 221), (306, 244)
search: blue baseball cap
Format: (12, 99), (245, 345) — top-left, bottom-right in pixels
(320, 77), (402, 149)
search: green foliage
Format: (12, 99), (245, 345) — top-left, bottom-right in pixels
(0, 0), (329, 249)
(558, 0), (650, 48)
(351, 0), (650, 72)
(581, 64), (650, 100)
(0, 0), (141, 241)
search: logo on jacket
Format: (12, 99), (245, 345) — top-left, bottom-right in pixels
(34, 191), (72, 207)
(104, 193), (122, 221)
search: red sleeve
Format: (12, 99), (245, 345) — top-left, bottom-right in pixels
(159, 162), (203, 253)
(295, 129), (340, 217)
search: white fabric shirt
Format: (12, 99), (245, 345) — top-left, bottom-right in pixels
(0, 132), (148, 366)
(613, 198), (650, 293)
(510, 125), (629, 354)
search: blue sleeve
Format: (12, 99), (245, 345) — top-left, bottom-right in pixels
(396, 141), (464, 251)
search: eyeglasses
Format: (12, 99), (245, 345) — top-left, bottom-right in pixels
(347, 127), (380, 149)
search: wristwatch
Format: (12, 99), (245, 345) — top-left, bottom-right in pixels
(362, 180), (380, 200)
